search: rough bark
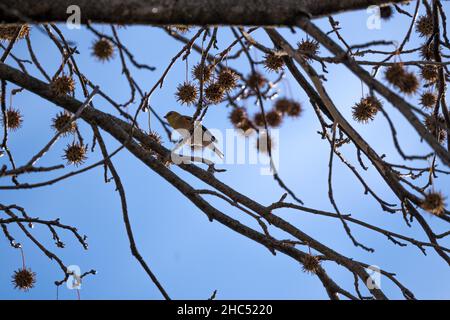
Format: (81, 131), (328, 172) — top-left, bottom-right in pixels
(0, 0), (403, 26)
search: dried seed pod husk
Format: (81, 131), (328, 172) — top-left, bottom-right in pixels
(175, 82), (198, 105)
(92, 38), (115, 62)
(274, 98), (291, 114)
(141, 131), (162, 155)
(266, 110), (283, 127)
(64, 142), (87, 166)
(229, 107), (247, 127)
(425, 114), (447, 143)
(384, 63), (405, 87)
(0, 24), (29, 41)
(352, 96), (381, 123)
(205, 82), (224, 104)
(397, 72), (419, 95)
(192, 63), (213, 83)
(420, 64), (439, 83)
(420, 43), (435, 61)
(247, 72), (267, 90)
(380, 5), (393, 20)
(422, 191), (446, 216)
(287, 101), (302, 117)
(218, 68), (239, 92)
(237, 118), (254, 135)
(12, 268), (36, 291)
(253, 112), (265, 127)
(416, 15), (434, 38)
(302, 254), (320, 274)
(52, 112), (77, 135)
(264, 52), (285, 72)
(420, 91), (437, 109)
(297, 39), (319, 60)
(3, 108), (23, 131)
(51, 75), (75, 96)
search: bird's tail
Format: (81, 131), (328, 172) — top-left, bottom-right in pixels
(211, 145), (224, 159)
(192, 142), (224, 159)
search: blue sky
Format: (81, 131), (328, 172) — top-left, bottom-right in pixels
(1, 4), (449, 299)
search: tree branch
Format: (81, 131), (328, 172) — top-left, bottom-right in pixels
(0, 0), (403, 26)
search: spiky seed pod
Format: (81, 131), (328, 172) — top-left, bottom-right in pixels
(256, 132), (275, 154)
(64, 142), (87, 166)
(51, 112), (77, 135)
(172, 25), (189, 33)
(51, 75), (75, 96)
(416, 15), (434, 37)
(425, 114), (447, 142)
(141, 131), (162, 155)
(192, 64), (213, 83)
(420, 65), (439, 83)
(229, 107), (247, 127)
(422, 191), (446, 216)
(92, 38), (114, 62)
(398, 72), (419, 95)
(287, 101), (302, 118)
(302, 254), (320, 274)
(274, 98), (291, 114)
(0, 24), (30, 41)
(253, 112), (265, 127)
(266, 110), (283, 127)
(264, 52), (285, 72)
(175, 82), (198, 105)
(218, 68), (239, 92)
(352, 96), (381, 123)
(247, 72), (267, 90)
(12, 268), (36, 291)
(380, 6), (393, 20)
(3, 108), (23, 131)
(420, 91), (437, 109)
(384, 63), (405, 87)
(365, 95), (382, 110)
(148, 131), (162, 144)
(237, 118), (254, 135)
(297, 39), (319, 60)
(420, 43), (435, 61)
(205, 83), (224, 104)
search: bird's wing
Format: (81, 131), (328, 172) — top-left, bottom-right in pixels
(201, 124), (217, 143)
(184, 116), (217, 143)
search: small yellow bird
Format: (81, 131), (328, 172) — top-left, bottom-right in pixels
(164, 111), (224, 159)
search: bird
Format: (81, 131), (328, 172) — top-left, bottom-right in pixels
(164, 111), (224, 159)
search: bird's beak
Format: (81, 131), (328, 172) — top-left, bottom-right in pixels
(163, 114), (168, 119)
